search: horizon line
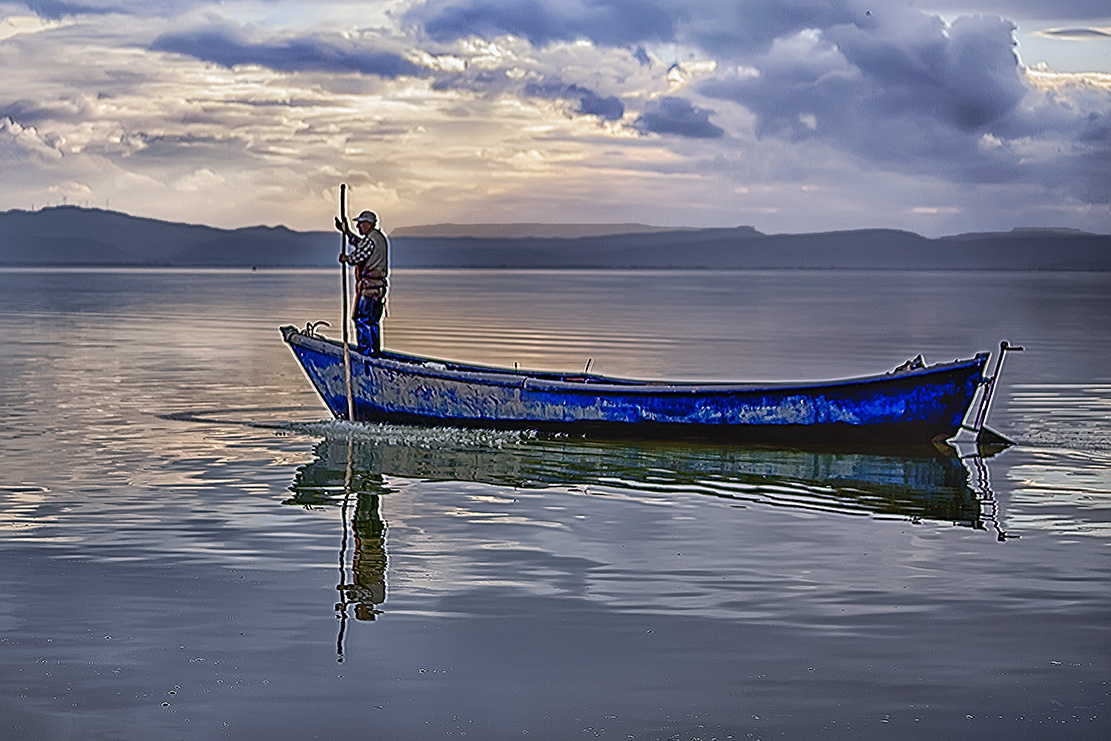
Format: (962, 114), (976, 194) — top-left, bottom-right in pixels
(5, 204), (1107, 240)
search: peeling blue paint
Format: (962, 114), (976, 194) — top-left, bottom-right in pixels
(282, 326), (987, 447)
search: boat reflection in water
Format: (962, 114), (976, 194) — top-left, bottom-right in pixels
(284, 424), (1003, 650)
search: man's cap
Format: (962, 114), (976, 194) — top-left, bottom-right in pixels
(353, 210), (378, 224)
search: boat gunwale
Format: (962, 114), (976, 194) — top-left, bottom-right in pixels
(281, 326), (989, 396)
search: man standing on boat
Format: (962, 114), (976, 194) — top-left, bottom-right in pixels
(335, 209), (389, 354)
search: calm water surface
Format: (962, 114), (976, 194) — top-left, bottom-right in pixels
(0, 268), (1108, 740)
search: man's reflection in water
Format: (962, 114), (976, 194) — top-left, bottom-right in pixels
(345, 492), (387, 620)
(284, 438), (392, 644)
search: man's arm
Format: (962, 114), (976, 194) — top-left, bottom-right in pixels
(335, 218), (361, 263)
(334, 216), (354, 238)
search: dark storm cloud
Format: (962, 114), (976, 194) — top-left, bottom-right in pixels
(524, 82), (625, 121)
(404, 0), (678, 47)
(633, 97), (724, 139)
(24, 0), (100, 17)
(22, 0), (205, 18)
(700, 9), (1111, 204)
(829, 14), (1028, 131)
(150, 26), (427, 78)
(402, 0), (1111, 58)
(702, 14), (1026, 147)
(405, 1), (870, 56)
(681, 0), (859, 58)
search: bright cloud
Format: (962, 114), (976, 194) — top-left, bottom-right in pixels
(2, 115), (63, 159)
(0, 0), (1107, 235)
(0, 13), (60, 40)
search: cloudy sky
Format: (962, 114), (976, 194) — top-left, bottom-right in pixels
(1, 0), (1108, 235)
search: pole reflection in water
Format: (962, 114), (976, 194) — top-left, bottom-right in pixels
(283, 424), (1007, 655)
(964, 446), (1015, 542)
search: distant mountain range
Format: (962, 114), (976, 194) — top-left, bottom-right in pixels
(1, 205), (1108, 270)
(391, 223), (706, 238)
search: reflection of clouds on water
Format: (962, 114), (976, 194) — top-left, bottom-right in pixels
(1007, 450), (1111, 538)
(1000, 383), (1111, 537)
(0, 486), (53, 536)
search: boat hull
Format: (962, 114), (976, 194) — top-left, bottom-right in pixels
(281, 326), (987, 447)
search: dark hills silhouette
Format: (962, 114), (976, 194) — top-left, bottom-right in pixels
(1, 205), (1108, 270)
(0, 206), (335, 266)
(391, 223), (706, 238)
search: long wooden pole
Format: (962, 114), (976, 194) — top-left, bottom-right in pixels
(339, 183), (355, 422)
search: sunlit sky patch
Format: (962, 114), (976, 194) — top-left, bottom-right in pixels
(0, 0), (1108, 236)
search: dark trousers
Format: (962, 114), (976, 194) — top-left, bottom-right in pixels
(353, 295), (385, 353)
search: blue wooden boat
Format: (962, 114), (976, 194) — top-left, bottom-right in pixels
(281, 324), (1012, 448)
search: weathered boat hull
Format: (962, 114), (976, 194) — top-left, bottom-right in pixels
(281, 326), (988, 447)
